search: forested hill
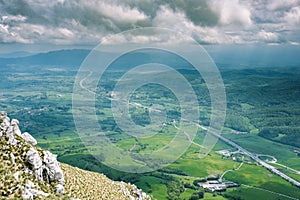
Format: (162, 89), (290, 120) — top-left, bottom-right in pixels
(222, 67), (300, 148)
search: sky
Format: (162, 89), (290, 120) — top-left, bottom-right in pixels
(0, 0), (300, 53)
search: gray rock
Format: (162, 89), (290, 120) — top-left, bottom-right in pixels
(25, 147), (43, 181)
(21, 180), (49, 199)
(22, 132), (37, 146)
(1, 116), (11, 129)
(11, 119), (22, 136)
(11, 119), (19, 126)
(119, 182), (150, 200)
(24, 147), (65, 193)
(13, 171), (20, 181)
(6, 126), (18, 145)
(10, 152), (15, 164)
(26, 148), (43, 170)
(0, 112), (10, 137)
(43, 151), (65, 184)
(55, 184), (65, 194)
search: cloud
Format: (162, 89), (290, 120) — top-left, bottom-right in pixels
(81, 1), (148, 24)
(209, 0), (252, 27)
(267, 0), (300, 11)
(284, 6), (300, 25)
(0, 0), (299, 46)
(1, 15), (27, 23)
(152, 5), (246, 44)
(256, 30), (280, 43)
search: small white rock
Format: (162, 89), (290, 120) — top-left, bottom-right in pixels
(10, 152), (15, 164)
(13, 171), (20, 181)
(55, 184), (65, 194)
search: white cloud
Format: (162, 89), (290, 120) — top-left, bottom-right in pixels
(290, 41), (300, 45)
(256, 30), (281, 44)
(1, 15), (27, 23)
(267, 0), (300, 11)
(284, 6), (300, 25)
(153, 5), (247, 44)
(0, 24), (9, 34)
(81, 1), (148, 23)
(209, 0), (252, 27)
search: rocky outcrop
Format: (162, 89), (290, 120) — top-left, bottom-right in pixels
(0, 111), (151, 200)
(22, 132), (37, 146)
(119, 182), (150, 200)
(0, 111), (65, 199)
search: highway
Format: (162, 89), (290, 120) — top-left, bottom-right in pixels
(193, 123), (300, 188)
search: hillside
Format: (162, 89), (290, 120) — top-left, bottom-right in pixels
(0, 111), (150, 200)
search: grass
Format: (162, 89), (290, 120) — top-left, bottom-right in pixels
(223, 132), (300, 169)
(223, 163), (300, 199)
(179, 188), (195, 199)
(202, 193), (227, 200)
(169, 149), (239, 178)
(225, 186), (293, 200)
(135, 176), (168, 200)
(61, 163), (149, 200)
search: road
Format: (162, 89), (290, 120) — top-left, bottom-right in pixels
(220, 162), (244, 180)
(272, 162), (300, 175)
(173, 123), (204, 148)
(192, 122), (300, 188)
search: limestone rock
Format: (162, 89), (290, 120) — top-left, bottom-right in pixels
(55, 183), (65, 194)
(6, 125), (18, 145)
(10, 152), (15, 164)
(25, 147), (43, 181)
(11, 119), (22, 136)
(21, 180), (49, 199)
(22, 132), (37, 146)
(119, 182), (151, 200)
(43, 150), (65, 184)
(26, 147), (43, 170)
(0, 111), (10, 129)
(13, 171), (20, 181)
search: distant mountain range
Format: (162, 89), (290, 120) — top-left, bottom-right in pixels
(0, 49), (90, 68)
(0, 49), (193, 69)
(1, 45), (300, 69)
(0, 51), (37, 58)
